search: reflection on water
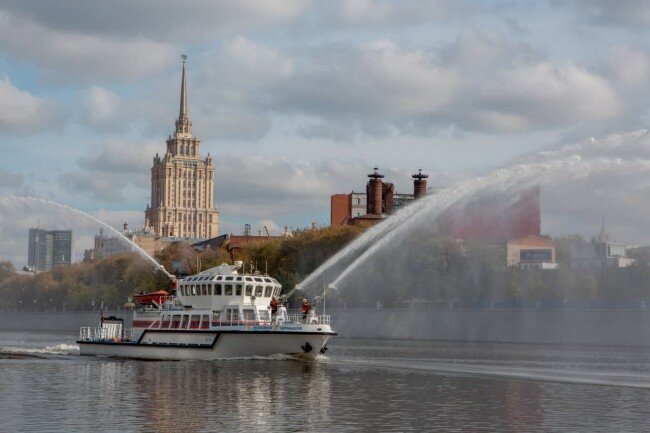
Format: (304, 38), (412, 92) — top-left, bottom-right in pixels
(1, 332), (650, 432)
(130, 361), (332, 432)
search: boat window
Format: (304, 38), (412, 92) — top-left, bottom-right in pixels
(274, 288), (282, 298)
(245, 277), (253, 282)
(225, 285), (233, 296)
(202, 284), (208, 296)
(212, 311), (221, 323)
(191, 314), (200, 328)
(181, 315), (189, 329)
(207, 284), (212, 296)
(162, 315), (171, 328)
(255, 286), (263, 297)
(242, 309), (256, 321)
(236, 284), (243, 296)
(217, 276), (223, 281)
(254, 277), (263, 282)
(214, 284), (222, 296)
(201, 314), (210, 329)
(226, 308), (239, 322)
(172, 315), (181, 328)
(264, 278), (272, 283)
(191, 285), (197, 296)
(236, 276), (242, 281)
(225, 276), (234, 281)
(264, 286), (272, 297)
(258, 310), (270, 322)
(245, 285), (253, 296)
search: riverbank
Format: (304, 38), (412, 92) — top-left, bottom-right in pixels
(2, 308), (650, 346)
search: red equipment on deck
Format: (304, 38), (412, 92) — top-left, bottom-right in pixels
(132, 290), (169, 306)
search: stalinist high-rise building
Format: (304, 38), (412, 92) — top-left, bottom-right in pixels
(145, 56), (219, 239)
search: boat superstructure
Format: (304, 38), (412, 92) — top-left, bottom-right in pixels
(77, 262), (335, 360)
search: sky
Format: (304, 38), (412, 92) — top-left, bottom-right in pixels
(1, 0), (650, 265)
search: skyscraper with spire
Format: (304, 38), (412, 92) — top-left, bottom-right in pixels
(145, 56), (219, 239)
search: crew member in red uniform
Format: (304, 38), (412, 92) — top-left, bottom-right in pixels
(270, 296), (279, 319)
(301, 298), (311, 321)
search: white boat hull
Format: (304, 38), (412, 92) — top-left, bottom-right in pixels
(78, 330), (333, 361)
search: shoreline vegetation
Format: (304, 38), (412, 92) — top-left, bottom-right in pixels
(1, 225), (650, 311)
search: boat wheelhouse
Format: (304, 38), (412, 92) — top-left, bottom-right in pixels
(78, 262), (335, 360)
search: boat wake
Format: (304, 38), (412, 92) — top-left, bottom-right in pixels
(0, 343), (80, 358)
(325, 357), (650, 389)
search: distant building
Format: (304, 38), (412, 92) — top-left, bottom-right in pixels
(27, 228), (72, 271)
(145, 56), (219, 239)
(507, 235), (558, 270)
(193, 227), (292, 259)
(559, 221), (636, 269)
(331, 168), (424, 226)
(83, 224), (177, 262)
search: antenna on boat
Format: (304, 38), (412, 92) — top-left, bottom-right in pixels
(265, 260), (268, 276)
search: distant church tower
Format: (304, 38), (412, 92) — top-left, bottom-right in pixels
(145, 55), (219, 239)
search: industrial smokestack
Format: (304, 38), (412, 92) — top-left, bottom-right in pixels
(366, 167), (384, 215)
(412, 169), (429, 200)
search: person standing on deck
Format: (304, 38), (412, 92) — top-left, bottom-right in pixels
(270, 297), (279, 319)
(301, 299), (312, 321)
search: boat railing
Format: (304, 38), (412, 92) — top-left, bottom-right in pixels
(210, 314), (331, 327)
(134, 296), (182, 311)
(79, 326), (132, 342)
(285, 315), (330, 325)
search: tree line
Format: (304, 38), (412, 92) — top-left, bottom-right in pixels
(1, 225), (650, 310)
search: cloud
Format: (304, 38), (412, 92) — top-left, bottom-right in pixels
(0, 0), (309, 43)
(465, 63), (621, 132)
(559, 1), (650, 28)
(80, 86), (122, 128)
(0, 77), (60, 134)
(0, 170), (23, 190)
(174, 31), (623, 141)
(60, 139), (158, 202)
(0, 10), (176, 81)
(319, 0), (478, 28)
(603, 46), (650, 88)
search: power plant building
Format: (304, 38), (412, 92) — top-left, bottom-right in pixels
(331, 168), (423, 227)
(27, 228), (72, 271)
(145, 56), (218, 239)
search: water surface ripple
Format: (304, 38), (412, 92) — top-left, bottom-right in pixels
(1, 332), (650, 432)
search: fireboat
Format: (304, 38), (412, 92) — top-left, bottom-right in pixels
(77, 262), (335, 360)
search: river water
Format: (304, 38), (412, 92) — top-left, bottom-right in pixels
(1, 331), (650, 432)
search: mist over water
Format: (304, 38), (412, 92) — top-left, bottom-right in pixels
(300, 129), (650, 301)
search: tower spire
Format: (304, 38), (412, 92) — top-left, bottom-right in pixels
(180, 54), (188, 117)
